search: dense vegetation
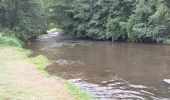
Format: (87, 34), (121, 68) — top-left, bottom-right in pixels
(51, 0), (170, 42)
(0, 0), (47, 41)
(1, 0), (170, 43)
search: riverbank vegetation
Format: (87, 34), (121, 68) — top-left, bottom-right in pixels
(0, 0), (93, 99)
(0, 0), (47, 41)
(51, 0), (170, 43)
(0, 35), (49, 74)
(0, 35), (30, 59)
(1, 0), (169, 99)
(0, 34), (92, 99)
(66, 82), (93, 100)
(1, 0), (170, 43)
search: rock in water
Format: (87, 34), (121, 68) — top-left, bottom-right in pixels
(163, 79), (170, 84)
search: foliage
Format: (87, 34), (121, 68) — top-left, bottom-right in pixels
(51, 0), (170, 43)
(44, 0), (73, 30)
(127, 0), (170, 42)
(1, 0), (170, 43)
(0, 0), (47, 41)
(0, 33), (21, 47)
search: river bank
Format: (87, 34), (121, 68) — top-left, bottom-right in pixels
(0, 36), (91, 100)
(26, 33), (170, 99)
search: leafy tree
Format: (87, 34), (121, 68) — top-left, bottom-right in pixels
(1, 0), (170, 43)
(51, 0), (170, 43)
(0, 0), (47, 41)
(128, 0), (170, 42)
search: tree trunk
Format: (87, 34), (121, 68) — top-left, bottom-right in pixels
(8, 0), (14, 28)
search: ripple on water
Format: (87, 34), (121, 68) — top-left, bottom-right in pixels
(56, 59), (84, 65)
(68, 76), (162, 100)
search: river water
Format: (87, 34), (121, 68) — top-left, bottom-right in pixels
(26, 33), (170, 99)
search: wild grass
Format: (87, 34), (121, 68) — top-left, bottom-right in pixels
(0, 34), (21, 47)
(65, 82), (93, 100)
(0, 33), (29, 60)
(32, 55), (50, 76)
(0, 46), (31, 60)
(0, 35), (93, 100)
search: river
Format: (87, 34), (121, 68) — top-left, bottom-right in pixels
(26, 33), (170, 99)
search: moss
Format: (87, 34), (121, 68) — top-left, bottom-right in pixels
(65, 82), (93, 100)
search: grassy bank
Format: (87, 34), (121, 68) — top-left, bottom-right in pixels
(65, 82), (93, 100)
(0, 34), (92, 100)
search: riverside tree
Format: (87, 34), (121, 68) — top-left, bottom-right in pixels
(51, 0), (170, 42)
(1, 0), (170, 43)
(0, 0), (47, 41)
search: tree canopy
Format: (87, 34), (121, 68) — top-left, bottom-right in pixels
(51, 0), (170, 42)
(0, 0), (170, 43)
(0, 0), (47, 41)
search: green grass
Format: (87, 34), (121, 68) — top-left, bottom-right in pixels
(0, 34), (29, 60)
(0, 33), (21, 47)
(65, 82), (93, 100)
(0, 35), (93, 100)
(0, 34), (49, 74)
(32, 55), (94, 99)
(0, 46), (31, 60)
(32, 55), (50, 76)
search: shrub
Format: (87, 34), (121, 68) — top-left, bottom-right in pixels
(0, 34), (21, 47)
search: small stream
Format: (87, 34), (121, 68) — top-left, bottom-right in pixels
(26, 33), (170, 99)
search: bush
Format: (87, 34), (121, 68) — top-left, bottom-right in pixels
(0, 34), (21, 47)
(54, 0), (170, 43)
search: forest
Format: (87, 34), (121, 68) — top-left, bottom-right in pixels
(0, 0), (170, 42)
(0, 0), (47, 41)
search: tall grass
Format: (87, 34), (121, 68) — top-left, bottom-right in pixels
(65, 82), (93, 100)
(0, 34), (30, 60)
(0, 32), (21, 47)
(32, 55), (50, 76)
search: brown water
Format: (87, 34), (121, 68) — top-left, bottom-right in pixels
(26, 33), (170, 99)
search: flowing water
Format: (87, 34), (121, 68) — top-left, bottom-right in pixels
(26, 33), (170, 99)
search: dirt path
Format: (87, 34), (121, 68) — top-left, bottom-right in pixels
(0, 48), (76, 100)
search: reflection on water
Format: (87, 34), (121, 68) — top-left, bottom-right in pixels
(26, 33), (170, 99)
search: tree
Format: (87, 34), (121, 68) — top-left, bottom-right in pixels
(1, 0), (170, 43)
(127, 0), (170, 42)
(52, 0), (170, 42)
(0, 0), (47, 41)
